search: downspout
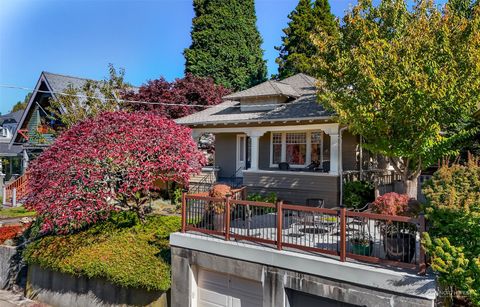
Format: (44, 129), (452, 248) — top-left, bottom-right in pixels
(359, 136), (363, 180)
(338, 126), (349, 207)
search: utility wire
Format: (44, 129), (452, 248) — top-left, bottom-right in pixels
(0, 84), (210, 108)
(0, 84), (288, 110)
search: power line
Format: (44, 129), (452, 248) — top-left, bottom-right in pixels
(0, 84), (289, 110)
(0, 84), (211, 108)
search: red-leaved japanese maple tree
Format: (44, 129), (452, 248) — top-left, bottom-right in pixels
(25, 111), (206, 233)
(122, 73), (231, 119)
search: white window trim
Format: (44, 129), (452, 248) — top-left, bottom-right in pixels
(270, 130), (324, 168)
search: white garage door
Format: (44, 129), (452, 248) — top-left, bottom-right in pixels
(197, 269), (263, 307)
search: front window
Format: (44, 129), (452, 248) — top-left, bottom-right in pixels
(286, 132), (306, 165)
(271, 131), (328, 167)
(272, 133), (282, 164)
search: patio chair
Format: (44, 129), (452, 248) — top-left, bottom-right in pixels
(322, 161), (330, 173)
(306, 198), (325, 208)
(278, 162), (290, 171)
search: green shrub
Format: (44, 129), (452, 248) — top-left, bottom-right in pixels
(247, 192), (277, 204)
(23, 212), (181, 291)
(343, 181), (374, 209)
(422, 158), (480, 305)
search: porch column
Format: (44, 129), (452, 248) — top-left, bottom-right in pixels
(328, 129), (340, 175)
(22, 149), (29, 173)
(247, 131), (264, 171)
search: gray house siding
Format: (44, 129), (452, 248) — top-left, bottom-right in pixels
(215, 133), (237, 178)
(243, 172), (339, 207)
(259, 132), (270, 170)
(342, 131), (359, 171)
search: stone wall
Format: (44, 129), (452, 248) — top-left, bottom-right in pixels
(26, 265), (169, 307)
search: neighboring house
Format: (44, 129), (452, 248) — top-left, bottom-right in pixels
(9, 71), (135, 168)
(0, 110), (25, 181)
(10, 72), (97, 160)
(177, 73), (367, 207)
(3, 71), (132, 205)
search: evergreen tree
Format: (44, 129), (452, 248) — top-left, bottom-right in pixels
(275, 0), (338, 79)
(184, 0), (267, 90)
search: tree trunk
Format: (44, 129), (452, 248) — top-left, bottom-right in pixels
(402, 176), (419, 199)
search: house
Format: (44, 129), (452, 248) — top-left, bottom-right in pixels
(177, 73), (366, 207)
(10, 72), (100, 159)
(172, 74), (437, 307)
(3, 71), (126, 205)
(9, 71), (135, 168)
(0, 110), (24, 181)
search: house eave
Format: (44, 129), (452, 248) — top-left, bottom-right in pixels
(178, 116), (335, 128)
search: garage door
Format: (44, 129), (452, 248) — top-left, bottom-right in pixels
(197, 269), (263, 307)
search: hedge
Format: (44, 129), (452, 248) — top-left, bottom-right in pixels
(23, 213), (180, 291)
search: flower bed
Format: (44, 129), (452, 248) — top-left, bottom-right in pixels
(0, 225), (23, 244)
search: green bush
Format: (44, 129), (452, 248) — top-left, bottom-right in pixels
(247, 192), (277, 204)
(422, 158), (480, 305)
(343, 181), (374, 209)
(23, 212), (180, 291)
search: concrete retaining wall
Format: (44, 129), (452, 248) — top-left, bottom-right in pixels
(171, 234), (437, 307)
(26, 265), (169, 307)
(0, 245), (17, 289)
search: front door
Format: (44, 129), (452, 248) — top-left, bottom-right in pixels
(236, 134), (247, 177)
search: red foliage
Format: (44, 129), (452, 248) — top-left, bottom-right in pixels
(370, 192), (410, 216)
(122, 73), (231, 119)
(0, 225), (22, 244)
(25, 111), (206, 233)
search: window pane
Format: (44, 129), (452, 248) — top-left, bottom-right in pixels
(286, 132), (306, 144)
(311, 144), (321, 163)
(286, 144), (306, 165)
(273, 144), (282, 164)
(272, 133), (282, 144)
(285, 132), (306, 165)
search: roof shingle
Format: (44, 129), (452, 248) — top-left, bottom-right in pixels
(176, 73), (333, 125)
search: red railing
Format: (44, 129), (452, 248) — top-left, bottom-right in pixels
(4, 173), (29, 205)
(181, 193), (426, 273)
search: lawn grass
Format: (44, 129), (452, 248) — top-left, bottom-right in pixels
(0, 206), (36, 218)
(23, 212), (180, 291)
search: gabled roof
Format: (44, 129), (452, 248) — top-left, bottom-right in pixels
(176, 73), (334, 126)
(280, 73), (317, 95)
(223, 80), (300, 100)
(10, 71), (138, 147)
(42, 71), (97, 96)
(0, 110), (24, 125)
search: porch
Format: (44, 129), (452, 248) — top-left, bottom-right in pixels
(191, 123), (354, 206)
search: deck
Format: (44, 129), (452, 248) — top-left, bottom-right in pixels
(181, 193), (426, 273)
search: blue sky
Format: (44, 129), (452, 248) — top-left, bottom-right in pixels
(0, 0), (445, 114)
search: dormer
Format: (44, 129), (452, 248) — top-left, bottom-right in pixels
(223, 80), (300, 112)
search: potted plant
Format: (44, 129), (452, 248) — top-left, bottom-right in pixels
(371, 192), (417, 263)
(205, 184), (232, 231)
(350, 232), (373, 256)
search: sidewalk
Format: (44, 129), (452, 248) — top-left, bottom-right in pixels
(0, 290), (48, 307)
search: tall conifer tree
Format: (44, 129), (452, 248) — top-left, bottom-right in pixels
(184, 0), (267, 90)
(275, 0), (338, 79)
